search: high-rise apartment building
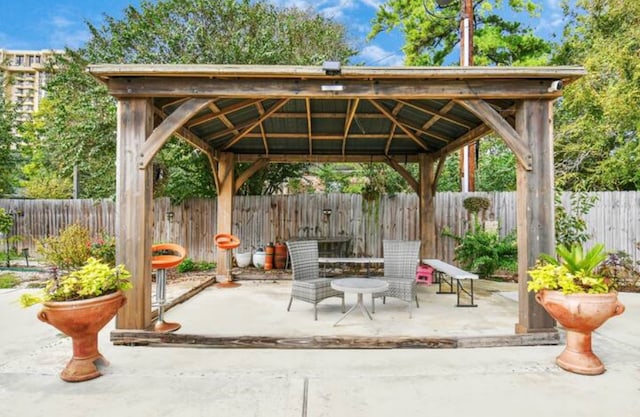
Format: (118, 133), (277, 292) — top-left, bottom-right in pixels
(0, 49), (62, 122)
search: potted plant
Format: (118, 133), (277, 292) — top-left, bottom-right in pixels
(19, 225), (131, 382)
(528, 243), (625, 375)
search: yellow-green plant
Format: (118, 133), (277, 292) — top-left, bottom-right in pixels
(19, 257), (131, 307)
(37, 224), (92, 272)
(528, 243), (614, 294)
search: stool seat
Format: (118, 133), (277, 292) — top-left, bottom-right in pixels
(416, 264), (434, 285)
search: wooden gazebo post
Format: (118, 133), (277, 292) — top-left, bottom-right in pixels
(419, 154), (436, 259)
(216, 152), (235, 280)
(514, 99), (556, 333)
(115, 98), (154, 329)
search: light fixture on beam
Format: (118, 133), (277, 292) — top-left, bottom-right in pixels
(322, 61), (341, 75)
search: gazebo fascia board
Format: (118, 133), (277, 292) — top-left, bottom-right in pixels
(89, 64), (585, 335)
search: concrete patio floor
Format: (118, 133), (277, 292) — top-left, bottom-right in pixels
(1, 285), (639, 417)
(159, 278), (522, 339)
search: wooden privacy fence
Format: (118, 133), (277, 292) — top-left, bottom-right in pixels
(1, 192), (638, 265)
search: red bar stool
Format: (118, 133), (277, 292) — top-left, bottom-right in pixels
(214, 233), (241, 288)
(151, 243), (187, 333)
(416, 264), (434, 285)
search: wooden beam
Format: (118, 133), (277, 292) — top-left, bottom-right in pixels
(115, 98), (154, 330)
(384, 124), (396, 154)
(255, 102), (269, 155)
(139, 98), (213, 168)
(222, 99), (289, 150)
(398, 99), (472, 129)
(342, 98), (359, 155)
(515, 100), (556, 334)
(305, 98), (312, 154)
(235, 158), (269, 193)
(208, 101), (239, 136)
(434, 124), (492, 159)
(152, 106), (217, 159)
(242, 133), (415, 140)
(385, 157), (418, 194)
(368, 99), (429, 151)
(235, 154), (420, 163)
(107, 77), (564, 99)
(419, 153), (436, 259)
(457, 99), (532, 170)
(187, 98), (262, 128)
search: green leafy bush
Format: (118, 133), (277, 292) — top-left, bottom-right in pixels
(528, 243), (613, 294)
(89, 232), (116, 266)
(444, 223), (517, 279)
(19, 257), (131, 307)
(462, 196), (490, 214)
(176, 258), (215, 273)
(36, 224), (92, 272)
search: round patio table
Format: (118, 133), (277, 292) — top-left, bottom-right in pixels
(330, 278), (388, 326)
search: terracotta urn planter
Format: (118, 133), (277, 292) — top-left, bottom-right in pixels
(37, 290), (126, 382)
(535, 289), (625, 375)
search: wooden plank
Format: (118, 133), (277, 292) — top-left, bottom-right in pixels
(88, 64), (586, 81)
(457, 99), (532, 170)
(140, 98), (212, 168)
(515, 100), (556, 334)
(187, 98), (262, 128)
(105, 77), (565, 99)
(150, 277), (215, 321)
(342, 98), (359, 155)
(433, 124), (492, 158)
(110, 331), (559, 349)
(152, 106), (217, 158)
(115, 98), (154, 330)
(234, 154), (420, 163)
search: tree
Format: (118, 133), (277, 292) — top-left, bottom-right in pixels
(368, 0), (550, 66)
(553, 0), (640, 190)
(0, 85), (20, 196)
(23, 0), (356, 198)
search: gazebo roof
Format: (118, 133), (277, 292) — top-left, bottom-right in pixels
(88, 64), (585, 163)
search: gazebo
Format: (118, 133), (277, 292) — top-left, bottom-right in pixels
(88, 64), (585, 338)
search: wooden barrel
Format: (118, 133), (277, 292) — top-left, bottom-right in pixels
(264, 243), (274, 270)
(274, 242), (287, 269)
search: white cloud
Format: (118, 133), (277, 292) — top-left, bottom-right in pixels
(358, 44), (404, 66)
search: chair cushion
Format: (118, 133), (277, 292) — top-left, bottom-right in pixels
(293, 278), (333, 289)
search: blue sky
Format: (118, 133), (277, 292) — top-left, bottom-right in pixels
(1, 0), (567, 66)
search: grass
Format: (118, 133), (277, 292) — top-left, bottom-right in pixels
(0, 273), (21, 289)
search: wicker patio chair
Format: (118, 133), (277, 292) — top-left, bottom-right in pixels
(286, 240), (345, 320)
(372, 240), (421, 318)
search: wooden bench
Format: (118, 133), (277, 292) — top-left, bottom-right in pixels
(422, 259), (479, 307)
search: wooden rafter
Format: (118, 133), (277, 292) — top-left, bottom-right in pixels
(243, 133), (415, 140)
(368, 99), (429, 151)
(235, 154), (420, 163)
(207, 102), (239, 136)
(397, 99), (472, 129)
(140, 98), (213, 168)
(223, 99), (289, 150)
(433, 156), (447, 194)
(305, 98), (312, 155)
(187, 98), (262, 128)
(434, 124), (492, 159)
(384, 123), (397, 154)
(152, 106), (216, 157)
(342, 98), (359, 155)
(256, 102), (269, 154)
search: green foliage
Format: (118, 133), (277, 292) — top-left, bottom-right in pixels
(476, 136), (516, 191)
(20, 0), (356, 199)
(444, 223), (518, 279)
(89, 232), (116, 267)
(0, 86), (20, 196)
(176, 257), (215, 273)
(553, 0), (640, 191)
(599, 249), (640, 291)
(555, 191), (598, 248)
(0, 208), (12, 235)
(369, 0), (549, 66)
(19, 257), (132, 306)
(36, 224), (92, 272)
(0, 273), (20, 289)
(236, 162), (310, 196)
(528, 243), (612, 294)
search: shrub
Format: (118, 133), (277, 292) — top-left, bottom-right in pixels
(176, 258), (216, 273)
(0, 273), (20, 289)
(89, 232), (116, 266)
(36, 224), (92, 272)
